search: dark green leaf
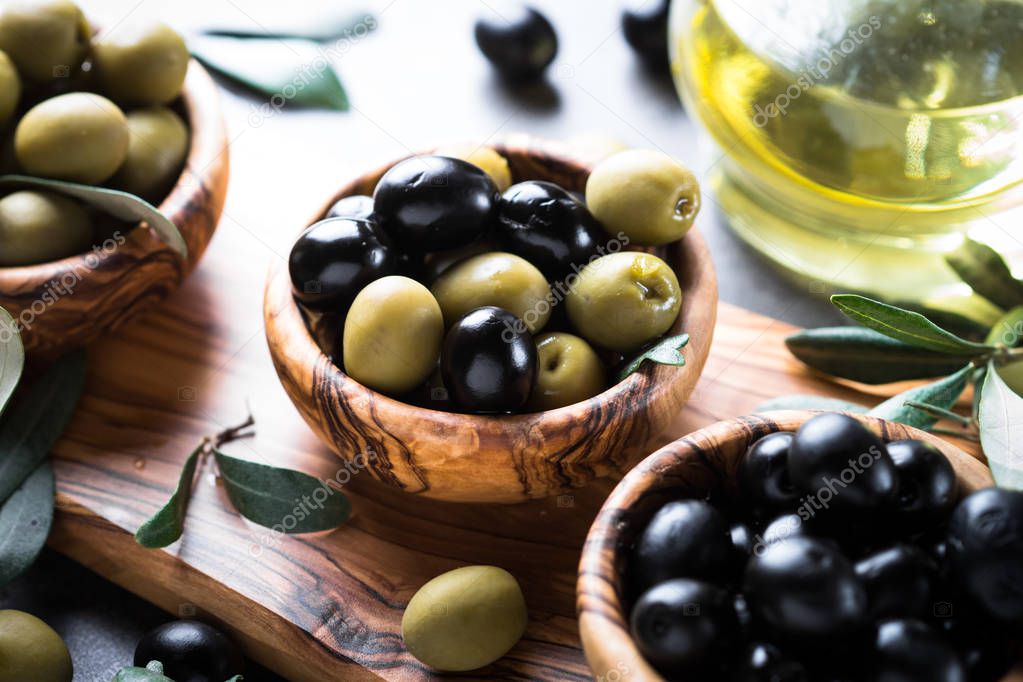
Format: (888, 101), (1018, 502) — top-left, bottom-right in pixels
(135, 445), (204, 548)
(0, 351), (86, 506)
(754, 394), (870, 413)
(895, 297), (999, 341)
(868, 365), (973, 430)
(978, 360), (1023, 489)
(0, 175), (186, 258)
(986, 306), (1023, 348)
(0, 461), (53, 587)
(785, 327), (975, 384)
(111, 661), (175, 682)
(203, 11), (376, 42)
(831, 294), (993, 354)
(191, 37), (349, 111)
(0, 306), (24, 417)
(945, 238), (1023, 310)
(617, 334), (689, 382)
(213, 449), (350, 533)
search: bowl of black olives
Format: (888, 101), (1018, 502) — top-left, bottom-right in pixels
(578, 411), (1023, 682)
(264, 139), (717, 503)
(0, 2), (228, 358)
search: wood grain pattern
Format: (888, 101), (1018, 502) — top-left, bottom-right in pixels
(264, 142), (719, 503)
(0, 60), (228, 359)
(576, 411), (1009, 682)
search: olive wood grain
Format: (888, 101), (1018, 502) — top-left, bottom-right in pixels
(264, 142), (719, 504)
(576, 411), (1010, 682)
(0, 60), (228, 358)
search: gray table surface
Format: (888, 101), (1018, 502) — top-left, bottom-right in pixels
(0, 1), (843, 680)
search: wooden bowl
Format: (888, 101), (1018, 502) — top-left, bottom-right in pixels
(576, 410), (1021, 681)
(0, 60), (229, 358)
(263, 139), (718, 504)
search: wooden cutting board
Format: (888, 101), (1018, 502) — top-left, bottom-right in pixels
(45, 232), (982, 681)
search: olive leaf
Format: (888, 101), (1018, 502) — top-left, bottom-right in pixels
(867, 364), (973, 430)
(895, 298), (998, 342)
(0, 306), (24, 417)
(831, 294), (994, 355)
(203, 10), (375, 42)
(945, 237), (1023, 310)
(135, 444), (204, 548)
(785, 327), (975, 384)
(986, 306), (1023, 348)
(978, 360), (1023, 489)
(617, 333), (689, 382)
(754, 394), (870, 413)
(0, 175), (187, 259)
(0, 461), (53, 587)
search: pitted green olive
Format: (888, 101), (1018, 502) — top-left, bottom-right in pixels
(0, 0), (88, 83)
(0, 610), (73, 682)
(92, 21), (189, 106)
(112, 107), (189, 202)
(0, 190), (92, 265)
(528, 332), (606, 410)
(0, 50), (20, 128)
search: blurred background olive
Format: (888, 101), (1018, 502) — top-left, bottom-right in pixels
(0, 133), (18, 174)
(0, 0), (89, 83)
(91, 21), (189, 106)
(0, 190), (92, 266)
(0, 609), (73, 682)
(111, 107), (189, 202)
(0, 50), (20, 128)
(15, 92), (128, 184)
(528, 332), (606, 411)
(433, 143), (513, 193)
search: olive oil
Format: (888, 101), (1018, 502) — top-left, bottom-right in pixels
(670, 0), (1023, 299)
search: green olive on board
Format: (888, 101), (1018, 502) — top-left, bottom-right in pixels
(343, 275), (444, 395)
(0, 609), (73, 682)
(111, 107), (189, 202)
(0, 190), (92, 265)
(402, 565), (528, 672)
(586, 149), (701, 246)
(527, 332), (606, 410)
(434, 143), (513, 193)
(566, 251), (681, 351)
(0, 0), (89, 83)
(15, 92), (129, 184)
(91, 21), (189, 105)
(0, 50), (20, 128)
(431, 251), (551, 332)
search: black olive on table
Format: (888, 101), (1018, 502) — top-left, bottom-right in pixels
(888, 439), (958, 531)
(733, 642), (809, 682)
(288, 217), (396, 313)
(474, 5), (558, 81)
(854, 544), (935, 619)
(621, 0), (671, 73)
(738, 431), (799, 512)
(871, 619), (966, 682)
(134, 620), (243, 682)
(631, 499), (732, 592)
(325, 194), (375, 221)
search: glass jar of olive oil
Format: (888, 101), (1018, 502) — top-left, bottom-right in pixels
(670, 0), (1023, 301)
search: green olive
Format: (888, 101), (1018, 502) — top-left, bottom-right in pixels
(0, 190), (92, 265)
(0, 0), (88, 83)
(91, 21), (189, 106)
(431, 252), (551, 332)
(566, 251), (681, 351)
(0, 610), (73, 682)
(111, 107), (189, 203)
(528, 332), (605, 411)
(15, 92), (128, 184)
(434, 143), (513, 192)
(402, 565), (527, 672)
(343, 276), (444, 395)
(0, 50), (20, 128)
(585, 149), (701, 246)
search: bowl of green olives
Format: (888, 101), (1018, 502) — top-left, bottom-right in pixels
(577, 411), (1023, 682)
(264, 140), (717, 503)
(0, 1), (228, 358)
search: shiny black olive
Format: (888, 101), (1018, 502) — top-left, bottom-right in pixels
(621, 0), (671, 73)
(134, 620), (243, 682)
(872, 619), (965, 682)
(495, 181), (608, 281)
(946, 487), (1023, 621)
(631, 499), (732, 592)
(739, 431), (799, 511)
(325, 194), (374, 221)
(288, 217), (396, 313)
(440, 306), (536, 413)
(373, 156), (498, 252)
(754, 513), (810, 554)
(629, 578), (738, 677)
(732, 642), (809, 682)
(888, 439), (957, 531)
(788, 413), (898, 513)
(730, 522), (754, 560)
(743, 537), (868, 641)
(854, 544), (935, 619)
(474, 6), (557, 81)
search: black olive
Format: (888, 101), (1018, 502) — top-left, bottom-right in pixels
(755, 512), (810, 553)
(288, 217), (396, 313)
(621, 0), (671, 73)
(888, 439), (958, 531)
(854, 544), (935, 619)
(788, 413), (899, 513)
(631, 499), (732, 592)
(495, 181), (608, 281)
(730, 521), (754, 560)
(872, 619), (966, 682)
(946, 486), (1023, 621)
(732, 642), (809, 682)
(373, 156), (497, 252)
(739, 431), (800, 512)
(325, 194), (374, 221)
(474, 6), (557, 81)
(629, 578), (738, 677)
(134, 620), (243, 682)
(439, 306), (536, 413)
(743, 537), (868, 641)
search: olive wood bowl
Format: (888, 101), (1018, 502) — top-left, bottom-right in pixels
(576, 410), (1022, 681)
(263, 139), (718, 504)
(0, 60), (229, 358)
